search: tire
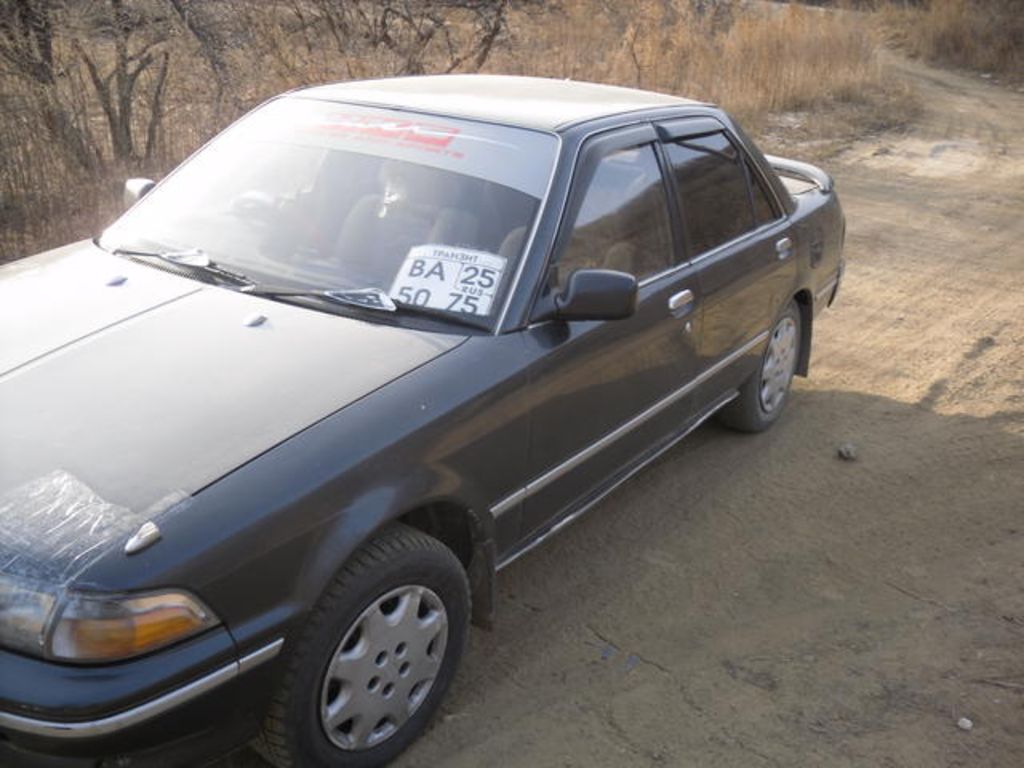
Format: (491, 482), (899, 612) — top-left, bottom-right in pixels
(718, 300), (801, 433)
(257, 524), (470, 768)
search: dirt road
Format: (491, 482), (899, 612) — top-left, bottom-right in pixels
(222, 53), (1024, 767)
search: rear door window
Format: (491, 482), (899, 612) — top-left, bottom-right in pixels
(664, 132), (757, 256)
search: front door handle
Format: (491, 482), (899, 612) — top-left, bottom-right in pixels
(776, 236), (794, 260)
(668, 289), (695, 316)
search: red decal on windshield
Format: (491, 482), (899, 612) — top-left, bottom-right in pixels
(313, 113), (460, 152)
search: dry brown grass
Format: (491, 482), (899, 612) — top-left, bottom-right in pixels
(0, 1), (907, 263)
(879, 0), (1024, 80)
(495, 1), (891, 130)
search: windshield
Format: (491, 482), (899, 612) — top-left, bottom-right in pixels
(99, 97), (559, 329)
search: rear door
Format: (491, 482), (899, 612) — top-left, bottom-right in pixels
(657, 120), (793, 409)
(515, 125), (705, 541)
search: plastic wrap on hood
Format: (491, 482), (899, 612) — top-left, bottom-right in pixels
(0, 472), (194, 656)
(0, 469), (137, 585)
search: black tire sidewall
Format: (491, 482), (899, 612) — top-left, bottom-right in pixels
(281, 537), (469, 768)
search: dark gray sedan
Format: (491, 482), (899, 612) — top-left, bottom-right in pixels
(0, 75), (844, 767)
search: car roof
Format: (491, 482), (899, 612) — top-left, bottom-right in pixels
(294, 74), (706, 132)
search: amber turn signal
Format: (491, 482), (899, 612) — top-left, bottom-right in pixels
(48, 591), (217, 662)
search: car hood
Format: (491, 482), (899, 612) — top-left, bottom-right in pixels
(0, 242), (465, 585)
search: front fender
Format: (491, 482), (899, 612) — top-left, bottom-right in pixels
(76, 334), (530, 657)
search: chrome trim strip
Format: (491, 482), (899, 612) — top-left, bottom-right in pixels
(490, 330), (770, 517)
(238, 637), (285, 674)
(491, 487), (527, 518)
(0, 638), (284, 739)
(497, 389), (739, 571)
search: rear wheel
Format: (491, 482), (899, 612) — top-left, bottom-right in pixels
(258, 524), (469, 768)
(718, 300), (801, 433)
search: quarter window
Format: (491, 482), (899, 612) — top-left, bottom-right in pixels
(557, 144), (672, 283)
(748, 160), (779, 226)
(665, 132), (757, 256)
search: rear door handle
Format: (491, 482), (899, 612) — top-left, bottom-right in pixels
(668, 289), (695, 316)
(776, 237), (794, 260)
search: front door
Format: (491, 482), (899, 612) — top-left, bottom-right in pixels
(517, 126), (704, 541)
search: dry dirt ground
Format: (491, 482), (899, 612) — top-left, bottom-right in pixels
(220, 53), (1024, 767)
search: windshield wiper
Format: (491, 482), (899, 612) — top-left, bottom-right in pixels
(112, 246), (253, 287)
(240, 285), (397, 312)
(241, 285), (481, 327)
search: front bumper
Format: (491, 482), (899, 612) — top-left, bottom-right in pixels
(0, 629), (284, 766)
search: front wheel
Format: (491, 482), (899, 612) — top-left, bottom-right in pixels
(718, 300), (801, 433)
(258, 524), (469, 768)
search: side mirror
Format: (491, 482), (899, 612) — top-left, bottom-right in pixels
(123, 178), (156, 209)
(555, 269), (638, 322)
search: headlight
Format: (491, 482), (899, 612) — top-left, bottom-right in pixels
(0, 574), (218, 662)
(49, 591), (217, 662)
(0, 575), (57, 655)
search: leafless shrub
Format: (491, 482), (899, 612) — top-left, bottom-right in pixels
(0, 1), (102, 171)
(0, 0), (236, 259)
(219, 0), (520, 86)
(67, 0), (176, 164)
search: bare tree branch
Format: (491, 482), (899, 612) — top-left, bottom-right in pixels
(145, 50), (170, 159)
